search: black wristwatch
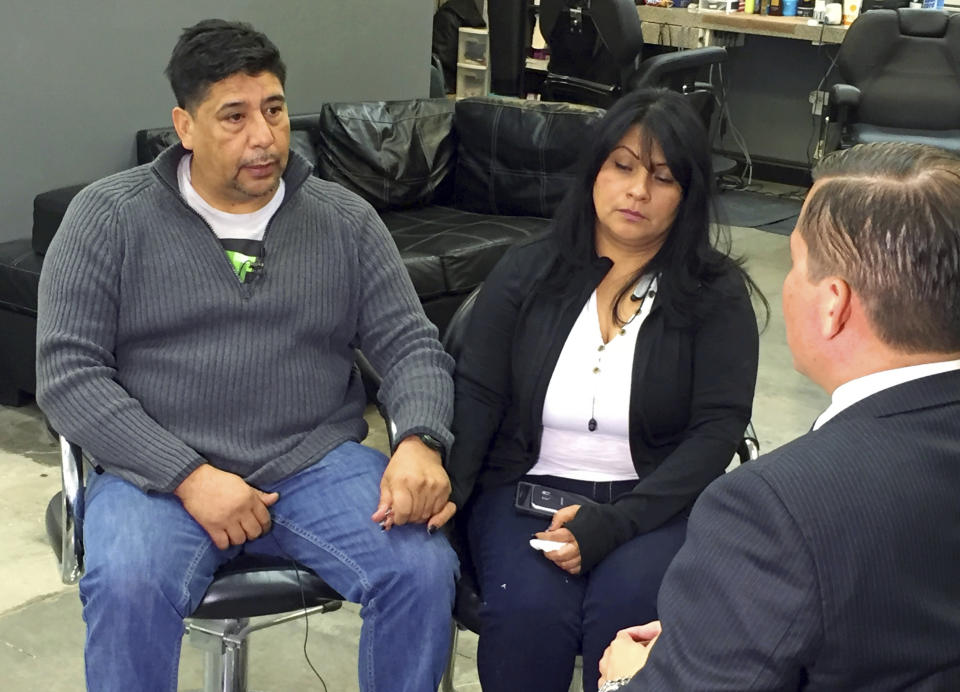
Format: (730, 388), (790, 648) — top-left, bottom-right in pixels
(416, 433), (446, 460)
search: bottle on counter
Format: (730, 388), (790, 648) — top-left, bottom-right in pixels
(843, 0), (861, 24)
(768, 0), (784, 14)
(814, 0), (827, 21)
(798, 0), (815, 16)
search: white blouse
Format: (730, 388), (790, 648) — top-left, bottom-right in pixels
(528, 277), (658, 482)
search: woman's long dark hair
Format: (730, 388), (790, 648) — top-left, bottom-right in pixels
(543, 88), (767, 328)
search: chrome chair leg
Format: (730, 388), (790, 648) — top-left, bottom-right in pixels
(439, 621), (459, 692)
(221, 634), (249, 692)
(570, 654), (584, 692)
(186, 618), (250, 692)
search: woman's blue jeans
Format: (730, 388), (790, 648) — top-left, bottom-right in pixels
(78, 441), (459, 692)
(467, 476), (688, 692)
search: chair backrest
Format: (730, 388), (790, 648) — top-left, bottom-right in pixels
(540, 0), (644, 91)
(442, 286), (481, 359)
(540, 0), (726, 121)
(838, 9), (960, 130)
(861, 0), (910, 10)
(629, 46), (727, 93)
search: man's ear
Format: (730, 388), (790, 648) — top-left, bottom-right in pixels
(171, 107), (194, 151)
(820, 277), (852, 340)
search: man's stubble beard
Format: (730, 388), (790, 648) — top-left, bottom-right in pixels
(231, 175), (281, 200)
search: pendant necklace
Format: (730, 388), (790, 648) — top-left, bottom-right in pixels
(588, 274), (658, 432)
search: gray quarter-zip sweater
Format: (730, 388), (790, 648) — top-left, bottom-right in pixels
(36, 144), (454, 493)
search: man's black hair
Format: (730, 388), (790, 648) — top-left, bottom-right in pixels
(165, 19), (287, 111)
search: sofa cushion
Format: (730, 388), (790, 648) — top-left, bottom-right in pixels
(0, 239), (42, 315)
(453, 97), (604, 218)
(316, 99), (456, 211)
(382, 205), (550, 299)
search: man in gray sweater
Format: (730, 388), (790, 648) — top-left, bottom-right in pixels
(36, 19), (458, 692)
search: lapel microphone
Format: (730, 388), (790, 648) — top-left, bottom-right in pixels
(247, 248), (266, 282)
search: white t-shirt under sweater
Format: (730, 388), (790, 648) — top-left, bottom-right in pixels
(528, 276), (659, 482)
(177, 152), (284, 246)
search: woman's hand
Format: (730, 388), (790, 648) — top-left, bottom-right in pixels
(534, 504), (582, 575)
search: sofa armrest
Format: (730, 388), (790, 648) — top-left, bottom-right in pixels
(33, 183), (89, 256)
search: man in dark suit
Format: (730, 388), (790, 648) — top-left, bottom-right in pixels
(596, 142), (960, 691)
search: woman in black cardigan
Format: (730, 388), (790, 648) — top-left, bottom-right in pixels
(441, 89), (763, 692)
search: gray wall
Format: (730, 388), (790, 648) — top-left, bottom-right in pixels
(1, 1), (434, 242)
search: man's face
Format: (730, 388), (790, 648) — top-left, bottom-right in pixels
(783, 221), (823, 380)
(174, 71), (290, 213)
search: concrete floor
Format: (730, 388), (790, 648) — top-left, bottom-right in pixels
(0, 225), (828, 691)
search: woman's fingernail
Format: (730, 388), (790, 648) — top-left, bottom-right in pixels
(428, 525), (438, 534)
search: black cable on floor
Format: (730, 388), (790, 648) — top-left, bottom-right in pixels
(269, 532), (328, 692)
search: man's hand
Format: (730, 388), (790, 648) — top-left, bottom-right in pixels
(371, 435), (452, 529)
(598, 621), (662, 687)
(534, 504), (582, 574)
(174, 463), (279, 550)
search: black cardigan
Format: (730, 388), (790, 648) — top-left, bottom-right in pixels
(446, 235), (759, 572)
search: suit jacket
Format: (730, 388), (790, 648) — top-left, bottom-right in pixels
(627, 369), (960, 690)
(447, 235), (759, 572)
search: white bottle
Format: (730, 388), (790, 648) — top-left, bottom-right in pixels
(814, 0), (827, 21)
(826, 2), (843, 24)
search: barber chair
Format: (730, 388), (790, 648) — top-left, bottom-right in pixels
(435, 286), (760, 692)
(861, 0), (910, 9)
(538, 0), (727, 110)
(537, 0), (732, 175)
(821, 9), (960, 155)
(45, 438), (345, 692)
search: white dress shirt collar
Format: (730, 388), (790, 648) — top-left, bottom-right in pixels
(813, 359), (960, 430)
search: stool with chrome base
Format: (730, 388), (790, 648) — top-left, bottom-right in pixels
(45, 436), (346, 692)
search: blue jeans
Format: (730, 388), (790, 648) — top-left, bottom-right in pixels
(79, 441), (459, 692)
(466, 476), (688, 692)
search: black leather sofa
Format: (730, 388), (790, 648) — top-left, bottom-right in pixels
(0, 96), (603, 405)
